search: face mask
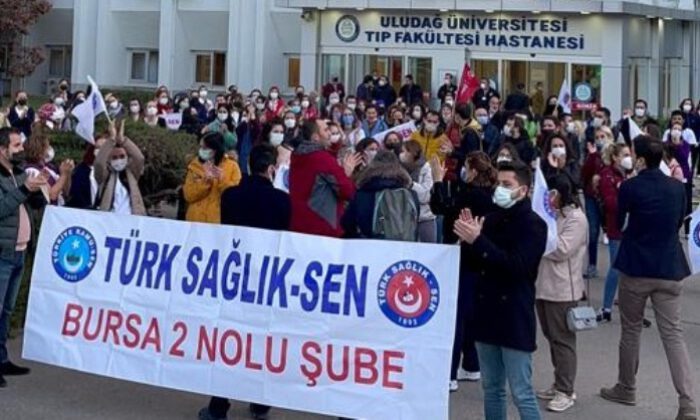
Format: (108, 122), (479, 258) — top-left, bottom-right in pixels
(347, 102), (357, 110)
(198, 148), (214, 162)
(269, 132), (284, 146)
(541, 129), (554, 137)
(301, 100), (310, 108)
(566, 122), (576, 133)
(480, 83), (487, 90)
(412, 111), (422, 120)
(595, 140), (605, 150)
(378, 80), (387, 87)
(551, 146), (567, 158)
(445, 99), (455, 107)
(59, 84), (68, 91)
(671, 129), (682, 138)
(199, 90), (208, 98)
(365, 149), (377, 162)
(424, 123), (438, 133)
(460, 167), (469, 182)
(256, 103), (265, 110)
(198, 97), (205, 104)
(442, 113), (452, 122)
(477, 116), (489, 126)
(94, 148), (100, 158)
(110, 158), (128, 172)
(270, 92), (279, 100)
(291, 106), (301, 114)
(76, 96), (85, 103)
(217, 112), (229, 122)
(52, 108), (65, 122)
(109, 101), (119, 110)
(503, 125), (512, 136)
(634, 107), (646, 118)
(493, 185), (520, 209)
(17, 99), (27, 106)
(330, 133), (341, 143)
(592, 117), (604, 128)
(620, 156), (634, 171)
(146, 107), (158, 116)
(496, 155), (511, 164)
(44, 147), (55, 164)
(159, 97), (169, 106)
(683, 104), (693, 113)
(232, 111), (240, 122)
(284, 119), (296, 129)
(342, 115), (355, 126)
(54, 98), (65, 107)
(130, 105), (141, 114)
(329, 97), (340, 105)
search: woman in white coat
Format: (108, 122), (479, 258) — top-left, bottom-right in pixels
(399, 139), (436, 242)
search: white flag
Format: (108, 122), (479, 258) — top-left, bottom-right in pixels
(372, 120), (417, 144)
(532, 160), (559, 255)
(71, 76), (107, 144)
(164, 112), (183, 130)
(557, 79), (572, 114)
(689, 204), (700, 274)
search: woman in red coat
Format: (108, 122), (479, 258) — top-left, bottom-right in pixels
(264, 86), (286, 122)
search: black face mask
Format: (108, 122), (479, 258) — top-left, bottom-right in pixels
(17, 99), (27, 106)
(60, 84), (68, 91)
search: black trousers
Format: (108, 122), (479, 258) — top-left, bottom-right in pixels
(208, 397), (270, 418)
(450, 270), (480, 379)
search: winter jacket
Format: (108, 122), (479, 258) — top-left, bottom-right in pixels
(264, 100), (286, 122)
(372, 85), (397, 108)
(289, 140), (356, 237)
(462, 198), (547, 352)
(404, 160), (435, 222)
(183, 156), (241, 224)
(598, 165), (625, 240)
(430, 182), (496, 244)
(341, 162), (417, 239)
(0, 164), (36, 259)
(503, 135), (537, 166)
(541, 159), (581, 191)
(67, 163), (95, 210)
(409, 129), (449, 162)
(8, 106), (35, 137)
(536, 205), (588, 302)
(94, 137), (146, 216)
(461, 198), (547, 352)
(471, 88), (499, 110)
(399, 84), (423, 106)
(615, 169), (689, 281)
(221, 175), (290, 231)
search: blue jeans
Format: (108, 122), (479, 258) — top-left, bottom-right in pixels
(476, 342), (541, 420)
(584, 196), (601, 268)
(0, 251), (25, 363)
(602, 240), (621, 311)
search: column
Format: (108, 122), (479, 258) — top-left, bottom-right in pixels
(158, 0), (176, 88)
(299, 11), (320, 90)
(600, 16), (625, 120)
(71, 0), (99, 87)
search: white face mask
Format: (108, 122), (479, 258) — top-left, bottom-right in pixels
(54, 98), (65, 107)
(44, 147), (55, 164)
(232, 111), (240, 122)
(480, 83), (487, 90)
(52, 108), (65, 122)
(199, 90), (208, 98)
(412, 111), (422, 120)
(493, 185), (520, 209)
(146, 107), (158, 116)
(330, 133), (341, 143)
(130, 105), (140, 114)
(592, 117), (604, 128)
(566, 122), (576, 133)
(551, 146), (567, 158)
(256, 103), (265, 110)
(301, 100), (310, 108)
(683, 104), (693, 113)
(158, 97), (169, 106)
(620, 156), (634, 171)
(329, 97), (340, 105)
(634, 107), (646, 118)
(217, 112), (229, 122)
(347, 102), (357, 110)
(671, 129), (682, 138)
(503, 125), (512, 136)
(445, 99), (454, 106)
(110, 158), (128, 172)
(270, 132), (284, 146)
(496, 155), (511, 164)
(109, 101), (119, 110)
(424, 122), (438, 133)
(365, 149), (377, 162)
(270, 92), (279, 100)
(284, 119), (296, 129)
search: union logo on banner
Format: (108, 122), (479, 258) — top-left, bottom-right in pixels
(51, 227), (98, 283)
(377, 260), (439, 328)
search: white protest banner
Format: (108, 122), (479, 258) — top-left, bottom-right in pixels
(23, 207), (459, 420)
(689, 204), (700, 274)
(164, 112), (183, 130)
(557, 79), (572, 114)
(532, 160), (559, 255)
(372, 120), (417, 144)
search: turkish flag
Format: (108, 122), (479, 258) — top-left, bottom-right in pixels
(456, 62), (480, 105)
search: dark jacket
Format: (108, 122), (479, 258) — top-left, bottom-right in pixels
(8, 107), (35, 138)
(504, 91), (529, 112)
(289, 140), (355, 237)
(221, 175), (290, 231)
(341, 162), (416, 239)
(503, 135), (537, 166)
(399, 84), (423, 106)
(471, 88), (499, 110)
(0, 164), (39, 259)
(67, 163), (94, 210)
(438, 83), (457, 102)
(614, 169), (690, 280)
(372, 84), (397, 108)
(541, 159), (581, 190)
(430, 182), (497, 244)
(461, 198), (547, 352)
(598, 165), (625, 240)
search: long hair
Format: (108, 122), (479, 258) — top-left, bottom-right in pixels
(546, 173), (581, 210)
(466, 151), (497, 188)
(201, 132), (225, 166)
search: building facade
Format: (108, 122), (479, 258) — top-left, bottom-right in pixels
(7, 0), (301, 96)
(276, 0), (700, 119)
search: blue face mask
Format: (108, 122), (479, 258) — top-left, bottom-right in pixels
(342, 115), (355, 126)
(291, 105), (301, 114)
(492, 185), (520, 209)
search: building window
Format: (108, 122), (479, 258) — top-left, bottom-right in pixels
(288, 56), (300, 88)
(572, 64), (602, 118)
(48, 45), (72, 78)
(321, 54), (345, 88)
(408, 57), (432, 98)
(195, 51), (226, 86)
(129, 50), (158, 84)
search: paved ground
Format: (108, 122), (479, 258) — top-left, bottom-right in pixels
(2, 244), (700, 420)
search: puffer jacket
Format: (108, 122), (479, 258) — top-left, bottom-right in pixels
(409, 129), (450, 162)
(183, 156), (241, 224)
(535, 205), (588, 302)
(0, 165), (34, 259)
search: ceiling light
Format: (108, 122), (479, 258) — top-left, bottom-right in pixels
(532, 10), (541, 14)
(581, 11), (591, 15)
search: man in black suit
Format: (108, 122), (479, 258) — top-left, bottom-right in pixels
(198, 144), (290, 420)
(600, 136), (696, 420)
(504, 83), (530, 112)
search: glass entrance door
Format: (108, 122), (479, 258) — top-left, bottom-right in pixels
(502, 60), (565, 115)
(349, 55), (403, 95)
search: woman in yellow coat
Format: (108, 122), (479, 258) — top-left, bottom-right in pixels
(184, 132), (241, 223)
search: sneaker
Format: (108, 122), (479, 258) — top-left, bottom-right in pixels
(536, 388), (557, 400)
(596, 309), (612, 323)
(198, 407), (227, 420)
(600, 384), (636, 406)
(676, 407), (698, 420)
(0, 361), (30, 376)
(449, 380), (459, 392)
(457, 368), (481, 381)
(547, 391), (575, 412)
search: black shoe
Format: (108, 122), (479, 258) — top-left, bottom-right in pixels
(0, 374), (6, 388)
(643, 318), (652, 328)
(596, 310), (612, 323)
(0, 361), (30, 376)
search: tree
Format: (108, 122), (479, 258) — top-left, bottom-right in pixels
(0, 0), (52, 78)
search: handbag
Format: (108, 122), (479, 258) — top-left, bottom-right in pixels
(566, 261), (598, 332)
